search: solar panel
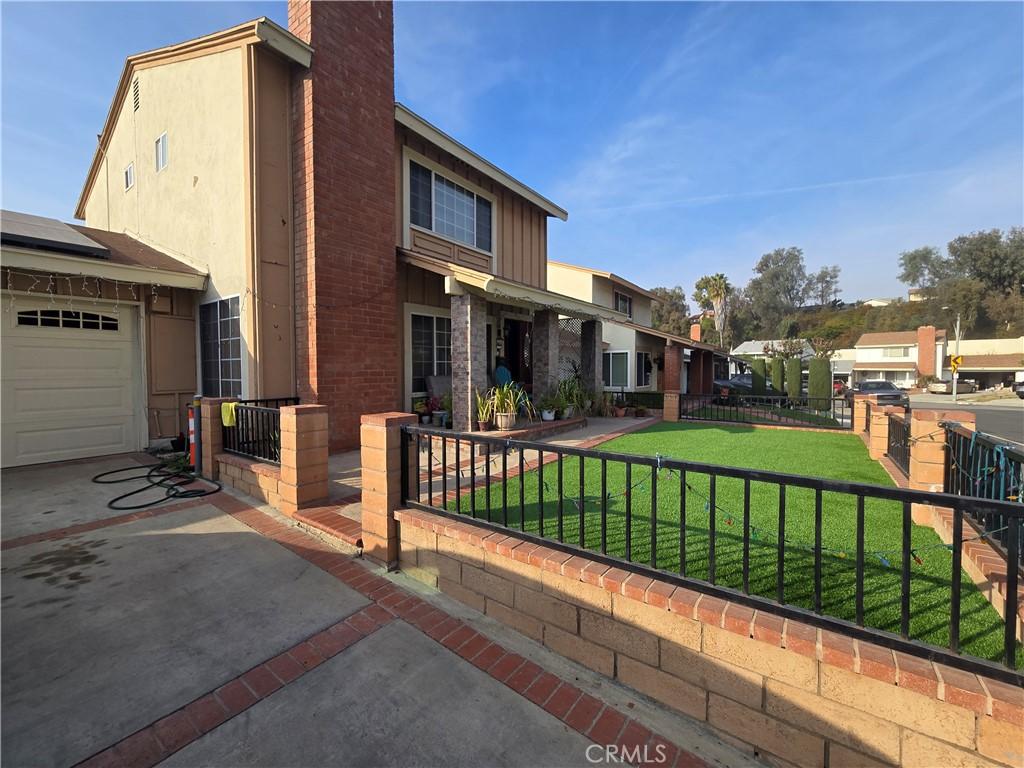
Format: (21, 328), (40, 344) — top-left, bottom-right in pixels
(0, 210), (109, 259)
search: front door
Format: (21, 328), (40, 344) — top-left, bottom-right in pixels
(503, 318), (533, 392)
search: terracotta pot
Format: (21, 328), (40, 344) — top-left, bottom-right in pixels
(613, 406), (626, 417)
(477, 420), (492, 431)
(495, 412), (516, 431)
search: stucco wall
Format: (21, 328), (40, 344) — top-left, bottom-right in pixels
(546, 264), (596, 304)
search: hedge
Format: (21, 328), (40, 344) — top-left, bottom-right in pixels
(785, 357), (802, 397)
(808, 358), (831, 402)
(770, 358), (785, 393)
(751, 359), (767, 395)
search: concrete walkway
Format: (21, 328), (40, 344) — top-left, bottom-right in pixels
(1, 456), (757, 768)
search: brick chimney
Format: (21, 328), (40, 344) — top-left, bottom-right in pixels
(289, 1), (399, 451)
(917, 325), (937, 378)
(690, 323), (702, 343)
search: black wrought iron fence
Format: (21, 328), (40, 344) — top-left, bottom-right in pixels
(222, 397), (298, 464)
(886, 413), (911, 477)
(618, 391), (665, 410)
(943, 422), (1024, 570)
(400, 424), (1022, 682)
(862, 400), (871, 433)
(679, 393), (852, 430)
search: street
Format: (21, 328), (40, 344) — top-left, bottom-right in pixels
(909, 393), (1024, 446)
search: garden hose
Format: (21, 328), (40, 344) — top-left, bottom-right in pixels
(91, 456), (221, 511)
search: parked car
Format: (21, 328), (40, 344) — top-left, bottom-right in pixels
(927, 379), (978, 394)
(714, 374), (778, 395)
(845, 380), (910, 410)
(1013, 381), (1024, 399)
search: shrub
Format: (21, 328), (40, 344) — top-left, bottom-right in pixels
(770, 358), (785, 393)
(785, 357), (802, 397)
(751, 359), (767, 394)
(808, 358), (831, 402)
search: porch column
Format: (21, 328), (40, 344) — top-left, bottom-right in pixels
(450, 292), (488, 431)
(662, 343), (681, 422)
(532, 310), (559, 396)
(581, 320), (602, 395)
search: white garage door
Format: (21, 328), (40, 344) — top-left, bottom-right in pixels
(1, 299), (142, 467)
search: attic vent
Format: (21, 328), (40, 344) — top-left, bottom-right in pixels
(132, 79), (140, 111)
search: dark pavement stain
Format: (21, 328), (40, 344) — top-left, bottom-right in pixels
(4, 540), (108, 590)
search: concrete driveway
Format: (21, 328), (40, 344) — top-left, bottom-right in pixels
(2, 456), (753, 768)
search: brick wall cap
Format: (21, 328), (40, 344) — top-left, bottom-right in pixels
(282, 404), (328, 415)
(361, 412), (418, 427)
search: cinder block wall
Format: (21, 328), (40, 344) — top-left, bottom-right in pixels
(395, 508), (1023, 768)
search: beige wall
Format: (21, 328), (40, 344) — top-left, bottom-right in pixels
(546, 263), (595, 304)
(396, 125), (549, 290)
(81, 44), (296, 399)
(959, 337), (1024, 356)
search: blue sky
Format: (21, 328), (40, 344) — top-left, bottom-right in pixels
(2, 2), (1021, 300)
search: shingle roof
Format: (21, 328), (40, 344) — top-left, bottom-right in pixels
(855, 330), (947, 347)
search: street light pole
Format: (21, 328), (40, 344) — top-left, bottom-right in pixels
(952, 312), (962, 402)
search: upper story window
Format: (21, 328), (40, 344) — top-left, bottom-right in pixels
(123, 163), (135, 191)
(409, 160), (492, 253)
(883, 346), (911, 358)
(615, 291), (633, 318)
(155, 133), (168, 172)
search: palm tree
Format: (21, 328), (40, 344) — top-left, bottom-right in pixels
(694, 273), (732, 346)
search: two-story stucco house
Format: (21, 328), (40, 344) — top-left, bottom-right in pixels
(546, 261), (723, 399)
(0, 2), (634, 465)
(852, 327), (947, 388)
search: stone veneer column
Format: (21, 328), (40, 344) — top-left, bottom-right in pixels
(908, 408), (975, 524)
(450, 292), (488, 431)
(199, 397), (235, 479)
(662, 344), (681, 422)
(278, 404), (329, 515)
(580, 320), (602, 396)
(531, 310), (560, 397)
(361, 412), (418, 567)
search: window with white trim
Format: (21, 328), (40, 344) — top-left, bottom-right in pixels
(124, 162), (135, 191)
(199, 297), (241, 397)
(155, 133), (168, 172)
(602, 351), (629, 388)
(883, 346), (911, 358)
(411, 313), (452, 394)
(636, 351), (652, 387)
(409, 160), (492, 252)
(615, 291), (633, 318)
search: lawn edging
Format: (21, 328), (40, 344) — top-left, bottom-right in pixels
(394, 506), (1023, 768)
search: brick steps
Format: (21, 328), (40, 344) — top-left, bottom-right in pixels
(293, 503), (362, 548)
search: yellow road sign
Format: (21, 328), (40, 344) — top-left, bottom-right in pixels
(951, 355), (963, 373)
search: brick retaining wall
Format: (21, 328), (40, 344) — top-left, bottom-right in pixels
(394, 508), (1023, 768)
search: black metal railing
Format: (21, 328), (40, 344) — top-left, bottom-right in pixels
(944, 422), (1024, 569)
(886, 413), (911, 477)
(679, 393), (852, 430)
(400, 424), (1022, 682)
(222, 397), (298, 464)
(862, 400), (871, 433)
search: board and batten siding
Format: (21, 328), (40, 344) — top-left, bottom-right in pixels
(395, 125), (548, 291)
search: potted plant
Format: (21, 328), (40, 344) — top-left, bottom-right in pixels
(475, 388), (494, 431)
(441, 391), (453, 428)
(413, 398), (431, 424)
(538, 392), (561, 421)
(429, 395), (446, 427)
(612, 393), (627, 417)
(491, 382), (534, 431)
(635, 405), (648, 418)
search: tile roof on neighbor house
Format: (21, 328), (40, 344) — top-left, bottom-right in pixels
(946, 353), (1024, 371)
(855, 329), (947, 347)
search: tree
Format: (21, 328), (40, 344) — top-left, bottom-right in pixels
(982, 288), (1024, 335)
(746, 247), (809, 333)
(750, 359), (767, 395)
(897, 246), (955, 290)
(785, 357), (802, 398)
(808, 265), (841, 306)
(650, 286), (690, 337)
(948, 228), (1024, 295)
(693, 273), (732, 346)
(934, 278), (984, 333)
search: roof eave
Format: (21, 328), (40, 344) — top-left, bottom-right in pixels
(1, 244), (208, 290)
(395, 104), (568, 221)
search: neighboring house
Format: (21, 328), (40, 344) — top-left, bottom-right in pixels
(546, 261), (722, 397)
(861, 297), (895, 308)
(728, 339), (814, 375)
(830, 348), (857, 387)
(946, 337), (1024, 389)
(0, 3), (628, 464)
(851, 327), (947, 388)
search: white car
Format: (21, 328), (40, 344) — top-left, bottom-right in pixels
(928, 379), (978, 394)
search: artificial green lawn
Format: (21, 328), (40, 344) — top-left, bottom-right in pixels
(449, 421), (1020, 667)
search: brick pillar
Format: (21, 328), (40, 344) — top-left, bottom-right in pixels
(852, 394), (870, 433)
(581, 320), (602, 396)
(199, 397), (235, 479)
(360, 412), (418, 568)
(531, 309), (559, 397)
(289, 0), (399, 452)
(278, 404), (329, 515)
(917, 325), (937, 378)
(908, 408), (975, 524)
(450, 292), (488, 431)
(662, 344), (681, 422)
(868, 404), (900, 460)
